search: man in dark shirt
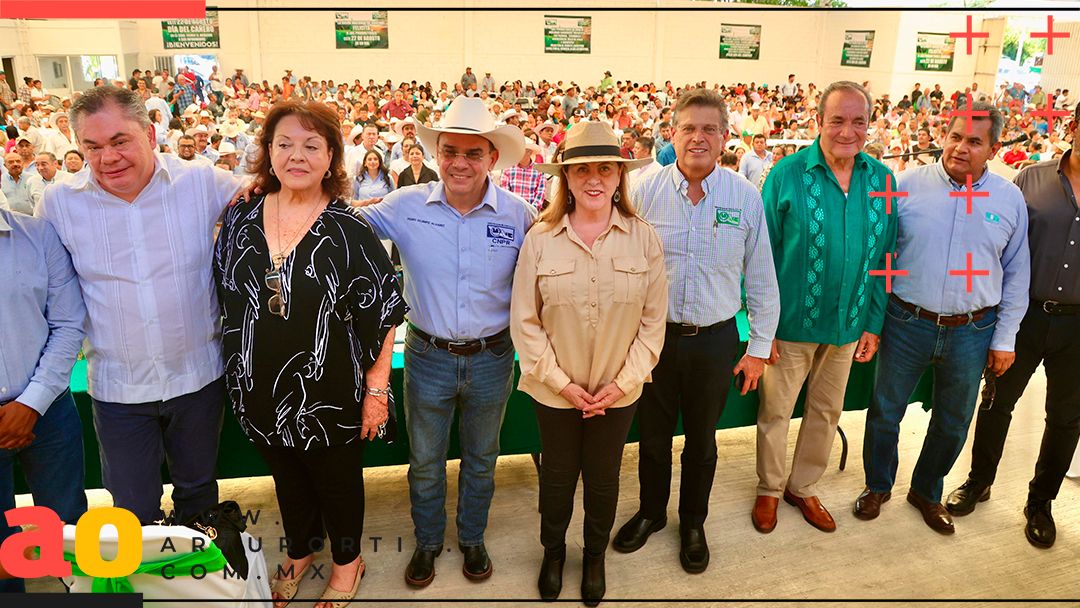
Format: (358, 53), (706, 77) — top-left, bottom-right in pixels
(947, 105), (1080, 549)
(929, 84), (945, 103)
(911, 83), (922, 107)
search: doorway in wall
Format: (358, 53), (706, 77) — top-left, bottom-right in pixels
(2, 58), (14, 96)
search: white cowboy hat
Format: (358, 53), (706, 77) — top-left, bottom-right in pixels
(185, 125), (209, 136)
(536, 122), (557, 134)
(415, 97), (525, 170)
(220, 122), (242, 138)
(498, 109), (527, 123)
(49, 112), (68, 128)
(218, 141), (237, 155)
(534, 121), (652, 176)
(347, 124), (366, 143)
(393, 116), (419, 137)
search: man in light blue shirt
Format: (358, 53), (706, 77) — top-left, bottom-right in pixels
(739, 133), (773, 189)
(614, 89), (780, 574)
(2, 152), (33, 215)
(354, 97), (534, 587)
(858, 101), (1030, 534)
(0, 209), (88, 593)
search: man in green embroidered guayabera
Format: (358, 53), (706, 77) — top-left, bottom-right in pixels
(754, 81), (898, 535)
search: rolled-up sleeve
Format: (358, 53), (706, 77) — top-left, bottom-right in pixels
(510, 230), (572, 395)
(17, 221), (87, 414)
(613, 226), (668, 394)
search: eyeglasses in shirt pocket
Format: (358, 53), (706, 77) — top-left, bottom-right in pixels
(538, 258), (576, 307)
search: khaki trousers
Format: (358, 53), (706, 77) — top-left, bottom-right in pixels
(756, 339), (857, 498)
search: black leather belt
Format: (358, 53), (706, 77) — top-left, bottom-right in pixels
(891, 295), (992, 327)
(1036, 300), (1080, 316)
(409, 324), (511, 356)
(666, 319), (732, 337)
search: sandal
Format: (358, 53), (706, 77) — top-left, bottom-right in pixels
(317, 557), (366, 608)
(269, 561), (311, 608)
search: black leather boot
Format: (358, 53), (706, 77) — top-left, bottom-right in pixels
(581, 548), (605, 607)
(537, 544), (565, 601)
(404, 544), (442, 587)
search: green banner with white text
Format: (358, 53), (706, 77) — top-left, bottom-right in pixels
(335, 10), (389, 49)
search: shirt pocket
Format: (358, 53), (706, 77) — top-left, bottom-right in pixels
(612, 256), (648, 304)
(486, 244), (520, 291)
(537, 258), (576, 307)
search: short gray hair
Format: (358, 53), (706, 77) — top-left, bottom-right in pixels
(817, 81), (872, 123)
(946, 101), (1004, 144)
(36, 151), (57, 162)
(672, 88), (729, 134)
(70, 85), (151, 139)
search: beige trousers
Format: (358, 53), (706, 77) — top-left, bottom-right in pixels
(756, 339), (858, 498)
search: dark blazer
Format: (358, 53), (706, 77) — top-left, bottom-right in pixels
(396, 164), (440, 187)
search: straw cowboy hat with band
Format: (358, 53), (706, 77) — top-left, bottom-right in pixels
(534, 121), (653, 176)
(415, 97), (525, 171)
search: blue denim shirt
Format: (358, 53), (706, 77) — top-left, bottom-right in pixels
(0, 210), (86, 414)
(355, 179), (537, 340)
(892, 162), (1030, 351)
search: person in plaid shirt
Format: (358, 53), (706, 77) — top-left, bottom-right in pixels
(17, 77), (33, 106)
(170, 79), (195, 118)
(499, 141), (546, 211)
(0, 70), (15, 112)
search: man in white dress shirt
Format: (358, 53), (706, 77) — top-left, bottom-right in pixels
(35, 86), (244, 523)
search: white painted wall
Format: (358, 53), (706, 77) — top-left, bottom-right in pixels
(3, 3), (1070, 104)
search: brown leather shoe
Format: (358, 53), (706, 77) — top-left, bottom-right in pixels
(853, 487), (891, 520)
(751, 496), (778, 533)
(906, 490), (955, 534)
(783, 490), (836, 532)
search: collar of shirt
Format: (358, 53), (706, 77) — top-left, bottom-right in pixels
(933, 158), (991, 191)
(803, 137), (871, 188)
(550, 206), (631, 241)
(669, 161), (722, 200)
(69, 152), (173, 194)
(424, 177), (500, 214)
(1054, 148), (1074, 179)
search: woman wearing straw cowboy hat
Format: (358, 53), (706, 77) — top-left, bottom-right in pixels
(510, 121), (667, 605)
(352, 96), (536, 589)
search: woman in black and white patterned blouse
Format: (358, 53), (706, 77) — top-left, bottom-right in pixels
(214, 100), (406, 608)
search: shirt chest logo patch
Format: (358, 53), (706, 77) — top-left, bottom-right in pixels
(487, 223), (516, 245)
(715, 207), (741, 227)
(985, 212), (1000, 223)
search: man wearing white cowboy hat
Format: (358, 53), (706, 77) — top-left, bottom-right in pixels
(44, 112), (78, 159)
(214, 141), (244, 176)
(497, 109), (526, 128)
(184, 125), (218, 163)
(353, 96), (535, 588)
(536, 122), (558, 160)
(390, 116), (431, 163)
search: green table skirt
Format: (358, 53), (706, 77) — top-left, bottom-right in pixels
(14, 313), (934, 493)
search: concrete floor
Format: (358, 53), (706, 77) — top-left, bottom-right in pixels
(20, 366), (1080, 606)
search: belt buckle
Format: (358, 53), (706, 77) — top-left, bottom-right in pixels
(682, 323), (699, 337)
(934, 312), (945, 326)
(1044, 300), (1059, 314)
(446, 340), (472, 355)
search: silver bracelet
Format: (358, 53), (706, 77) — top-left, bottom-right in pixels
(365, 386), (392, 396)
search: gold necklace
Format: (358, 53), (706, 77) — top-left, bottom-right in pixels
(271, 192), (326, 269)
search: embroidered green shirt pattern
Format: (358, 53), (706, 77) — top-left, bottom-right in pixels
(761, 138), (899, 346)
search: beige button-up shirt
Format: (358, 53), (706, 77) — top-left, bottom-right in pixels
(511, 209), (668, 410)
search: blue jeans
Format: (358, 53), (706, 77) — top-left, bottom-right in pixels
(864, 299), (998, 503)
(0, 390), (87, 593)
(402, 327), (515, 551)
(91, 377), (226, 523)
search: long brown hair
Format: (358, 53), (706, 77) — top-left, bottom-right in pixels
(250, 100), (350, 202)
